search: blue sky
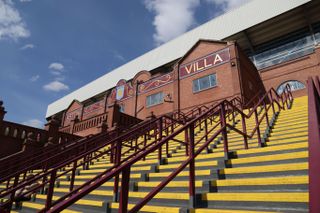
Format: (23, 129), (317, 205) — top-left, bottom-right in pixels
(0, 0), (249, 128)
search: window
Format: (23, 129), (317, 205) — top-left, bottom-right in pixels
(146, 92), (163, 107)
(193, 74), (217, 93)
(277, 80), (305, 95)
(119, 104), (125, 113)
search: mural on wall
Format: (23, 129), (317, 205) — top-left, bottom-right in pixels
(110, 79), (134, 102)
(82, 100), (105, 120)
(179, 47), (230, 79)
(138, 72), (173, 94)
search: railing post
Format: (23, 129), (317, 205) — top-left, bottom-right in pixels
(69, 160), (77, 191)
(263, 100), (270, 127)
(269, 91), (276, 115)
(220, 102), (229, 158)
(8, 175), (19, 211)
(143, 133), (147, 161)
(45, 170), (57, 211)
(188, 122), (196, 208)
(44, 116), (60, 145)
(307, 77), (320, 213)
(119, 167), (131, 213)
(185, 128), (189, 156)
(204, 118), (209, 152)
(113, 140), (122, 202)
(254, 109), (264, 147)
(241, 113), (248, 149)
(158, 117), (163, 164)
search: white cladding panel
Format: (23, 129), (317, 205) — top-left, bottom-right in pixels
(46, 0), (311, 117)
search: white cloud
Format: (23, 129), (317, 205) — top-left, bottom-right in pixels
(30, 74), (39, 82)
(43, 81), (69, 92)
(20, 0), (32, 2)
(20, 43), (34, 50)
(0, 0), (30, 40)
(144, 0), (200, 46)
(23, 119), (43, 128)
(205, 0), (251, 14)
(49, 62), (64, 71)
(49, 62), (64, 75)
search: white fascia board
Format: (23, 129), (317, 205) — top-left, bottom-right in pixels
(46, 0), (311, 118)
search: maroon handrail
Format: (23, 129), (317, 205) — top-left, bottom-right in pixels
(0, 87), (292, 212)
(307, 76), (320, 213)
(35, 86), (292, 213)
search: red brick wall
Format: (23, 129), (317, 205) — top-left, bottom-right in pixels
(260, 46), (320, 97)
(236, 44), (266, 104)
(57, 42), (320, 137)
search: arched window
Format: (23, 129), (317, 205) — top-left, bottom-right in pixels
(277, 80), (305, 94)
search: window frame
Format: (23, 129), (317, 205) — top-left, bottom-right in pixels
(276, 80), (305, 95)
(146, 92), (164, 108)
(192, 73), (217, 93)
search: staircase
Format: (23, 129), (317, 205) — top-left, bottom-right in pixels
(1, 92), (311, 212)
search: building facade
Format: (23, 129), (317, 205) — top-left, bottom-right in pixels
(47, 0), (320, 136)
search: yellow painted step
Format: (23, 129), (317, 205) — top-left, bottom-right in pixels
(202, 192), (308, 202)
(236, 142), (307, 155)
(220, 162), (308, 175)
(137, 180), (203, 188)
(213, 176), (308, 186)
(80, 165), (151, 173)
(110, 202), (180, 213)
(22, 202), (82, 213)
(229, 151), (308, 165)
(159, 161), (217, 170)
(36, 194), (104, 207)
(192, 208), (277, 213)
(149, 169), (210, 178)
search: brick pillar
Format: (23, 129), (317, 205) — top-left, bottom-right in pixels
(69, 115), (79, 134)
(0, 100), (7, 131)
(44, 116), (60, 144)
(98, 118), (108, 133)
(22, 132), (41, 152)
(107, 103), (121, 129)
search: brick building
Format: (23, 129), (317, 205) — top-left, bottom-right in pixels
(46, 0), (320, 136)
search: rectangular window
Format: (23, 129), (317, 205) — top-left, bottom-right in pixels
(192, 74), (217, 93)
(146, 92), (164, 107)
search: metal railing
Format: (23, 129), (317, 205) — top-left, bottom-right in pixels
(28, 86), (292, 213)
(307, 76), (320, 213)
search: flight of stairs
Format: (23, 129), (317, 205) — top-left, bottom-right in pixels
(2, 96), (308, 213)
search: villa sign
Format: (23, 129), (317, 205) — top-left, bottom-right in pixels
(179, 48), (230, 79)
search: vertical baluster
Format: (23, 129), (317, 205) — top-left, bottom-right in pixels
(204, 118), (209, 152)
(45, 170), (57, 211)
(113, 140), (122, 202)
(188, 123), (195, 208)
(143, 133), (147, 161)
(269, 91), (276, 115)
(119, 167), (131, 213)
(254, 109), (263, 147)
(185, 128), (189, 156)
(264, 100), (270, 127)
(242, 113), (248, 149)
(158, 117), (163, 163)
(69, 160), (77, 191)
(220, 102), (229, 158)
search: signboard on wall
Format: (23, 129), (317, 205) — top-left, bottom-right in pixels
(179, 48), (230, 79)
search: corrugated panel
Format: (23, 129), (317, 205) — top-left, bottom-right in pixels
(46, 0), (311, 117)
